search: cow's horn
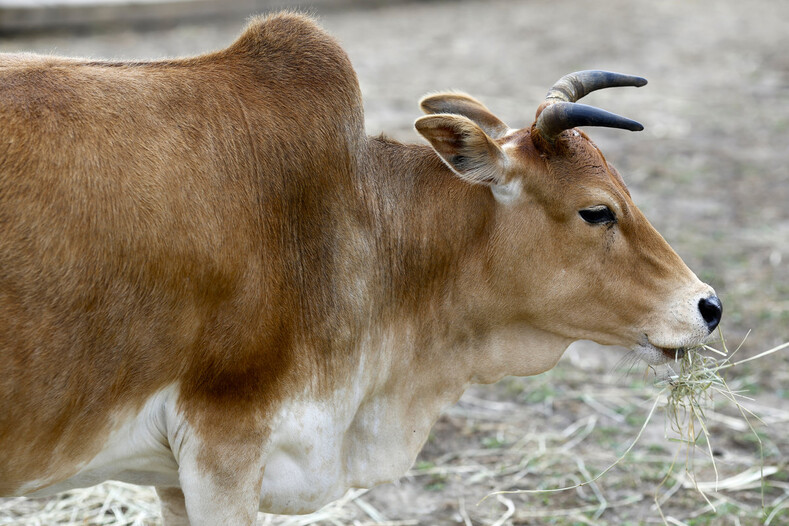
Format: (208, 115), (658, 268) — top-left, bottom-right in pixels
(544, 70), (647, 103)
(535, 70), (646, 142)
(536, 102), (644, 140)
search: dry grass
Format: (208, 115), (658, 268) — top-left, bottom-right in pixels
(0, 485), (408, 526)
(482, 333), (789, 525)
(0, 482), (160, 526)
(653, 335), (789, 524)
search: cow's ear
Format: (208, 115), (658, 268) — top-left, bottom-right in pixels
(419, 92), (509, 139)
(415, 114), (508, 186)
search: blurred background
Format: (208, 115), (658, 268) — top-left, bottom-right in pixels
(0, 0), (787, 524)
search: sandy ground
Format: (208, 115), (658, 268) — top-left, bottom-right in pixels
(0, 0), (787, 524)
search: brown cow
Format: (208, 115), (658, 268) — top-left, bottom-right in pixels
(0, 12), (720, 525)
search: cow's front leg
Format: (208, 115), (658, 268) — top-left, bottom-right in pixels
(174, 415), (267, 526)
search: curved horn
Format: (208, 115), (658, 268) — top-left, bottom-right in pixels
(544, 70), (647, 103)
(535, 70), (647, 142)
(536, 102), (644, 140)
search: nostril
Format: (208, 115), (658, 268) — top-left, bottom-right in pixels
(698, 295), (723, 332)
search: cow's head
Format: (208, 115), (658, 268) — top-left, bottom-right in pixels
(415, 70), (721, 367)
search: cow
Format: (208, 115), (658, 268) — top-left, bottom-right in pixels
(0, 11), (721, 525)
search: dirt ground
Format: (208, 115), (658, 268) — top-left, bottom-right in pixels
(0, 0), (787, 524)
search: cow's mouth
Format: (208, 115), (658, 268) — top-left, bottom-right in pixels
(634, 338), (686, 365)
(658, 345), (685, 360)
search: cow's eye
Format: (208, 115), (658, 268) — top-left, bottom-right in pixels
(579, 206), (616, 225)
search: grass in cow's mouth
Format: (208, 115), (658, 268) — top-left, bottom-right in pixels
(485, 330), (789, 524)
(655, 331), (760, 519)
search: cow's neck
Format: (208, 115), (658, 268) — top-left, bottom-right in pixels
(323, 137), (573, 486)
(360, 135), (572, 382)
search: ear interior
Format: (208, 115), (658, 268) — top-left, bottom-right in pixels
(419, 92), (510, 139)
(415, 114), (508, 186)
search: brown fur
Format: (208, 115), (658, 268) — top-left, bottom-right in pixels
(0, 11), (712, 521)
(0, 12), (366, 492)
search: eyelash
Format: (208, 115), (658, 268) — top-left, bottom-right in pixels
(579, 206), (616, 225)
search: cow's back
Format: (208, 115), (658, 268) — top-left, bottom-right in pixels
(0, 12), (365, 494)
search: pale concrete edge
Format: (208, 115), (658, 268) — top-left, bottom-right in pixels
(0, 0), (394, 34)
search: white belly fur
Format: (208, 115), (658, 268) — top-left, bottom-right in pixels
(26, 385), (181, 497)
